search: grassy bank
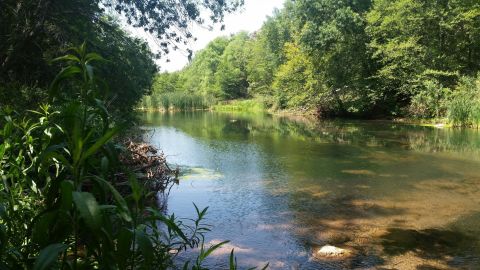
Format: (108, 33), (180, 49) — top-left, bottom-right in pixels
(138, 95), (480, 129)
(212, 99), (265, 113)
(138, 98), (267, 113)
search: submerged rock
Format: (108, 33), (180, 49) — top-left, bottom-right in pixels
(316, 245), (350, 257)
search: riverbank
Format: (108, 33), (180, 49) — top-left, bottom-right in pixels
(138, 98), (480, 129)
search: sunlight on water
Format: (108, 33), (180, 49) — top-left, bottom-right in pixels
(142, 111), (480, 269)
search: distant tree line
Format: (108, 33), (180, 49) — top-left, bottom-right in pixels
(145, 0), (480, 125)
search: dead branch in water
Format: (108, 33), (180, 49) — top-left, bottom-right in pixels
(117, 138), (179, 209)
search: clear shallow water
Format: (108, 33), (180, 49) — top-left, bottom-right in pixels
(141, 111), (480, 269)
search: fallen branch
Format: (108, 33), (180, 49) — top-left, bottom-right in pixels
(116, 138), (179, 209)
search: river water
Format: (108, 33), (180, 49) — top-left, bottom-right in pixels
(141, 111), (480, 269)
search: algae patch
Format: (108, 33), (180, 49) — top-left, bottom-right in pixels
(180, 167), (223, 180)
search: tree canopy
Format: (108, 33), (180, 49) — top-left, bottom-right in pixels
(146, 0), (480, 122)
(0, 0), (242, 116)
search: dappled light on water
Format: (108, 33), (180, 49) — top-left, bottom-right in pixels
(142, 111), (480, 269)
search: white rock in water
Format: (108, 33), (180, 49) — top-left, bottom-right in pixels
(317, 245), (348, 257)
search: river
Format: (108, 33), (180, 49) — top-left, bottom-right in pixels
(141, 111), (480, 270)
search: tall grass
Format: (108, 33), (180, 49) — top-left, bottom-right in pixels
(448, 75), (480, 128)
(212, 99), (265, 112)
(141, 92), (215, 111)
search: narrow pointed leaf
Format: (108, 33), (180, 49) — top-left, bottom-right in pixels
(33, 243), (68, 270)
(82, 127), (119, 161)
(73, 192), (101, 231)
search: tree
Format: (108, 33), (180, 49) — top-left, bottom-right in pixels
(180, 37), (230, 96)
(366, 0), (480, 106)
(246, 5), (294, 97)
(272, 42), (319, 109)
(294, 0), (375, 115)
(215, 32), (250, 99)
(0, 0), (243, 113)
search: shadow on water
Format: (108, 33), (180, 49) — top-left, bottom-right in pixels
(381, 210), (480, 269)
(141, 111), (480, 269)
(283, 185), (480, 269)
(381, 228), (476, 262)
(269, 154), (480, 269)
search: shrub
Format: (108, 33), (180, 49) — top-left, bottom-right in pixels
(409, 79), (450, 119)
(448, 75), (480, 127)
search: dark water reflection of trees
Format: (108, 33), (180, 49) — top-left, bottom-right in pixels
(143, 111), (480, 155)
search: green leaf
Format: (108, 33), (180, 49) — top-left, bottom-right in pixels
(39, 145), (71, 169)
(52, 54), (81, 63)
(128, 173), (142, 203)
(136, 229), (154, 267)
(86, 64), (94, 81)
(85, 53), (105, 65)
(0, 144), (5, 161)
(73, 192), (101, 231)
(229, 249), (237, 270)
(60, 181), (74, 211)
(94, 98), (110, 129)
(50, 66), (82, 90)
(81, 127), (120, 162)
(115, 228), (133, 268)
(3, 122), (12, 137)
(91, 176), (132, 222)
(147, 208), (190, 244)
(33, 243), (68, 270)
(199, 240), (229, 261)
(32, 212), (56, 246)
(100, 156), (109, 175)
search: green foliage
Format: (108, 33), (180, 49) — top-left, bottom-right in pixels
(272, 43), (319, 110)
(216, 32), (250, 99)
(0, 47), (262, 269)
(153, 92), (215, 111)
(143, 34), (251, 108)
(0, 0), (242, 116)
(212, 99), (265, 113)
(140, 0), (480, 120)
(294, 0), (375, 115)
(245, 4), (294, 98)
(409, 80), (451, 119)
(448, 75), (480, 127)
(367, 0), (480, 106)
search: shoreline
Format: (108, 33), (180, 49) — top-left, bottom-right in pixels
(137, 106), (480, 129)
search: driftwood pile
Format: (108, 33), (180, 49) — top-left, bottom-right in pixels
(117, 139), (179, 208)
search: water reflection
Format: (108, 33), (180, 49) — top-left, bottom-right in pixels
(142, 111), (480, 269)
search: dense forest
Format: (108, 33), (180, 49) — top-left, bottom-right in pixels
(143, 0), (480, 126)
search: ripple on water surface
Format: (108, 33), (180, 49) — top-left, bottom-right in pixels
(142, 111), (480, 269)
